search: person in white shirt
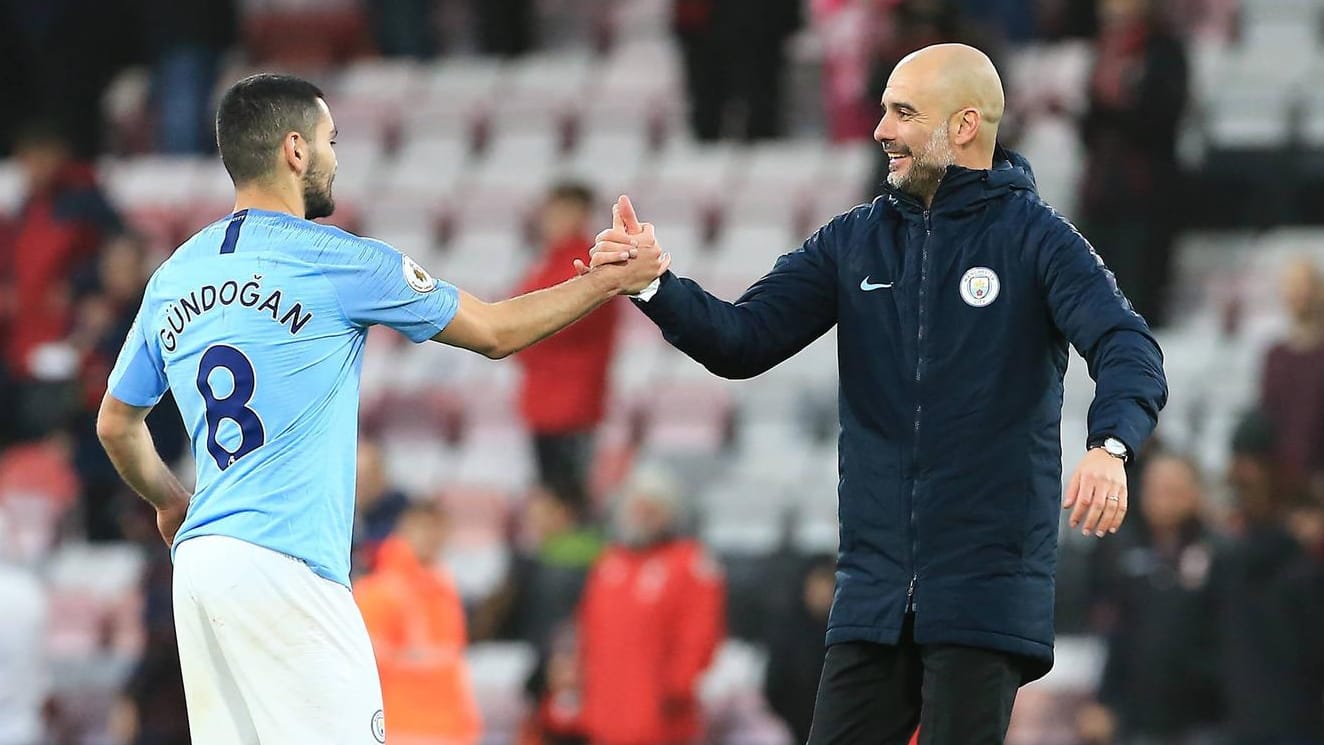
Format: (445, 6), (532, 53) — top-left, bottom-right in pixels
(0, 511), (49, 745)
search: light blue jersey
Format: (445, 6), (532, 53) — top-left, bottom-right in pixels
(107, 209), (460, 586)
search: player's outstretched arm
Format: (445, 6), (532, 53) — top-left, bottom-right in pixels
(431, 237), (669, 359)
(96, 395), (192, 546)
(588, 196), (839, 380)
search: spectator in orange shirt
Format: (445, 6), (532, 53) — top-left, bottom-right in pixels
(578, 465), (725, 745)
(515, 183), (621, 512)
(355, 502), (482, 745)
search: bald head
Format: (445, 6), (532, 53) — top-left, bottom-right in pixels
(893, 44), (1005, 148)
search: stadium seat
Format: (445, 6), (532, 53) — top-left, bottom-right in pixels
(610, 0), (673, 41)
(1242, 19), (1319, 54)
(100, 156), (211, 251)
(454, 432), (536, 494)
(627, 140), (744, 229)
(466, 642), (537, 744)
(335, 59), (422, 108)
(440, 227), (532, 299)
(1202, 48), (1301, 150)
(697, 470), (788, 555)
(632, 370), (735, 452)
(1015, 116), (1084, 218)
(724, 142), (833, 229)
(1240, 0), (1323, 26)
(376, 134), (472, 215)
(801, 176), (872, 238)
(698, 639), (769, 705)
(560, 130), (653, 199)
(0, 161), (22, 215)
(359, 212), (445, 265)
(45, 544), (146, 659)
(710, 223), (798, 270)
(380, 435), (460, 496)
(588, 38), (686, 141)
(449, 131), (564, 226)
(483, 52), (594, 139)
(436, 486), (511, 546)
(398, 60), (507, 145)
(484, 129), (567, 171)
(442, 542), (510, 603)
(0, 440), (79, 562)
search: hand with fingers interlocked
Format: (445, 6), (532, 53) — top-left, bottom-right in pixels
(1063, 448), (1128, 537)
(575, 195), (668, 290)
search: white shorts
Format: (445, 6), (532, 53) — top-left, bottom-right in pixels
(173, 535), (385, 745)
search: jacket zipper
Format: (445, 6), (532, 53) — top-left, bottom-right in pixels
(908, 209), (932, 613)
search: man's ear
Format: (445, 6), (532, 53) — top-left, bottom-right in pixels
(281, 132), (306, 175)
(952, 109), (981, 147)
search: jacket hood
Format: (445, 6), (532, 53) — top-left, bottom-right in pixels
(883, 145), (1039, 218)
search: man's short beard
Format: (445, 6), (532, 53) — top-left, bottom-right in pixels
(302, 154), (335, 220)
(888, 122), (956, 201)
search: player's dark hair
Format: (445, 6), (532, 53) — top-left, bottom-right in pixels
(546, 181), (596, 210)
(216, 74), (326, 185)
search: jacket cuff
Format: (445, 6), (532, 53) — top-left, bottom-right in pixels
(630, 271), (674, 305)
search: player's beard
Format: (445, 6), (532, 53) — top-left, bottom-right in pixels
(302, 152), (336, 220)
(887, 121), (955, 202)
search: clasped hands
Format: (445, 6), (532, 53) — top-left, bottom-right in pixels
(574, 195), (670, 295)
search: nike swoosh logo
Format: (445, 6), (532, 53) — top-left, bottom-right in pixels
(860, 277), (893, 291)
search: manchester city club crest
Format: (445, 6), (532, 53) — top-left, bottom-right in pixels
(959, 267), (1000, 307)
(371, 709), (385, 743)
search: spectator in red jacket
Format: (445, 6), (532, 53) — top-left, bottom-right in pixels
(2, 121), (120, 442)
(515, 183), (621, 512)
(578, 465), (725, 745)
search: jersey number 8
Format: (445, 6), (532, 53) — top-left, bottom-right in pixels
(196, 345), (266, 470)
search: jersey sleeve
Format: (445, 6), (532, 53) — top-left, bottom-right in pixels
(107, 300), (169, 407)
(323, 236), (461, 343)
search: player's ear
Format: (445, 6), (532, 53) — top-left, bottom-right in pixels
(282, 132), (305, 174)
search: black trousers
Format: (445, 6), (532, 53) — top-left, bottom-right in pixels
(532, 431), (594, 511)
(807, 616), (1023, 745)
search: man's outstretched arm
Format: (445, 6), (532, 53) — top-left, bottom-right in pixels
(322, 201), (666, 360)
(590, 196), (841, 380)
(96, 396), (191, 546)
(432, 252), (660, 359)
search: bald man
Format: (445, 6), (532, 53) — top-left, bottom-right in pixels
(588, 44), (1166, 743)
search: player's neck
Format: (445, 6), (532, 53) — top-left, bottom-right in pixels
(233, 183), (306, 219)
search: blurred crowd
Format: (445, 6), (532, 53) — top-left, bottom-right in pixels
(2, 1), (1323, 745)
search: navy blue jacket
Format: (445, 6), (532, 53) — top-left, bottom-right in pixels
(634, 148), (1167, 679)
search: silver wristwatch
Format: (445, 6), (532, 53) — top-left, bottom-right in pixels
(1091, 437), (1129, 462)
